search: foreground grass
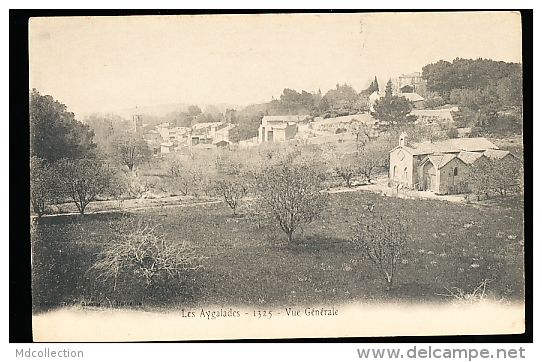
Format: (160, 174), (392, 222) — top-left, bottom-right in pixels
(31, 192), (524, 313)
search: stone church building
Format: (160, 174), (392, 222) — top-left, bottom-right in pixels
(389, 133), (515, 195)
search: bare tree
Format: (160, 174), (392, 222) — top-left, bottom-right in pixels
(56, 158), (114, 215)
(112, 132), (152, 173)
(356, 140), (389, 184)
(127, 175), (157, 199)
(168, 156), (183, 178)
(215, 179), (248, 215)
(334, 155), (358, 188)
(351, 212), (410, 290)
(30, 157), (58, 217)
(256, 160), (328, 243)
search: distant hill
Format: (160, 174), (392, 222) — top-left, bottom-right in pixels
(77, 102), (246, 127)
(112, 102), (245, 119)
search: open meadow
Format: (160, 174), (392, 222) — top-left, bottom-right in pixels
(31, 190), (524, 313)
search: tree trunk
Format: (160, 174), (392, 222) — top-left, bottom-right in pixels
(78, 200), (87, 215)
(287, 231), (294, 243)
(385, 276), (393, 291)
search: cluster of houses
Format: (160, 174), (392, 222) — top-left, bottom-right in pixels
(133, 69), (519, 196)
(138, 118), (235, 155)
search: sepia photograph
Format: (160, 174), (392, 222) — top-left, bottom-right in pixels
(28, 11), (525, 342)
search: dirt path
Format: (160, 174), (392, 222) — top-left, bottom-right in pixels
(34, 176), (468, 220)
(326, 177), (466, 203)
(35, 197), (223, 219)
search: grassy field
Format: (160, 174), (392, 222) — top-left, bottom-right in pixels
(31, 191), (524, 313)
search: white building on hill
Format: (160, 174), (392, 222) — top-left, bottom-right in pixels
(257, 115), (309, 143)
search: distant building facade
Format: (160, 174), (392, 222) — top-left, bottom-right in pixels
(399, 72), (423, 92)
(257, 115), (308, 143)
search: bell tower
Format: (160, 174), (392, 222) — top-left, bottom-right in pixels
(132, 115), (143, 133)
(399, 132), (408, 147)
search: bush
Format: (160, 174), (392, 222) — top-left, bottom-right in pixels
(447, 127), (459, 139)
(89, 218), (201, 291)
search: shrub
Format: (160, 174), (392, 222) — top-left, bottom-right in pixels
(447, 127), (459, 139)
(351, 212), (410, 290)
(438, 278), (494, 303)
(89, 218), (201, 291)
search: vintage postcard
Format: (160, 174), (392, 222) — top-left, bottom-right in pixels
(29, 12), (525, 341)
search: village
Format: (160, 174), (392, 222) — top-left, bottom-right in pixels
(28, 13), (525, 342)
(123, 70), (520, 201)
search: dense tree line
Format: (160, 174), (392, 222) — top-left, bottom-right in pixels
(423, 58), (522, 104)
(422, 58), (522, 136)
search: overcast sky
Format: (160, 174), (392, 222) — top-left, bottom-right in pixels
(29, 12), (522, 119)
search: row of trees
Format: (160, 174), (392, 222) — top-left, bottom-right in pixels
(333, 126), (394, 187)
(226, 82), (380, 142)
(30, 157), (115, 217)
(30, 90), (156, 217)
(265, 85), (370, 118)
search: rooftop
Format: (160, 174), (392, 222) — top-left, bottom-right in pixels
(401, 93), (425, 102)
(400, 72), (422, 78)
(215, 124), (235, 134)
(483, 149), (512, 160)
(369, 91), (386, 101)
(412, 108), (455, 122)
(193, 143), (216, 149)
(262, 115), (309, 123)
(192, 122), (223, 130)
(425, 153), (457, 169)
(457, 151), (485, 165)
(403, 137), (498, 156)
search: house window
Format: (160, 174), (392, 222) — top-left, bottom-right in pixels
(393, 166), (397, 178)
(453, 167), (458, 176)
(404, 167), (408, 180)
